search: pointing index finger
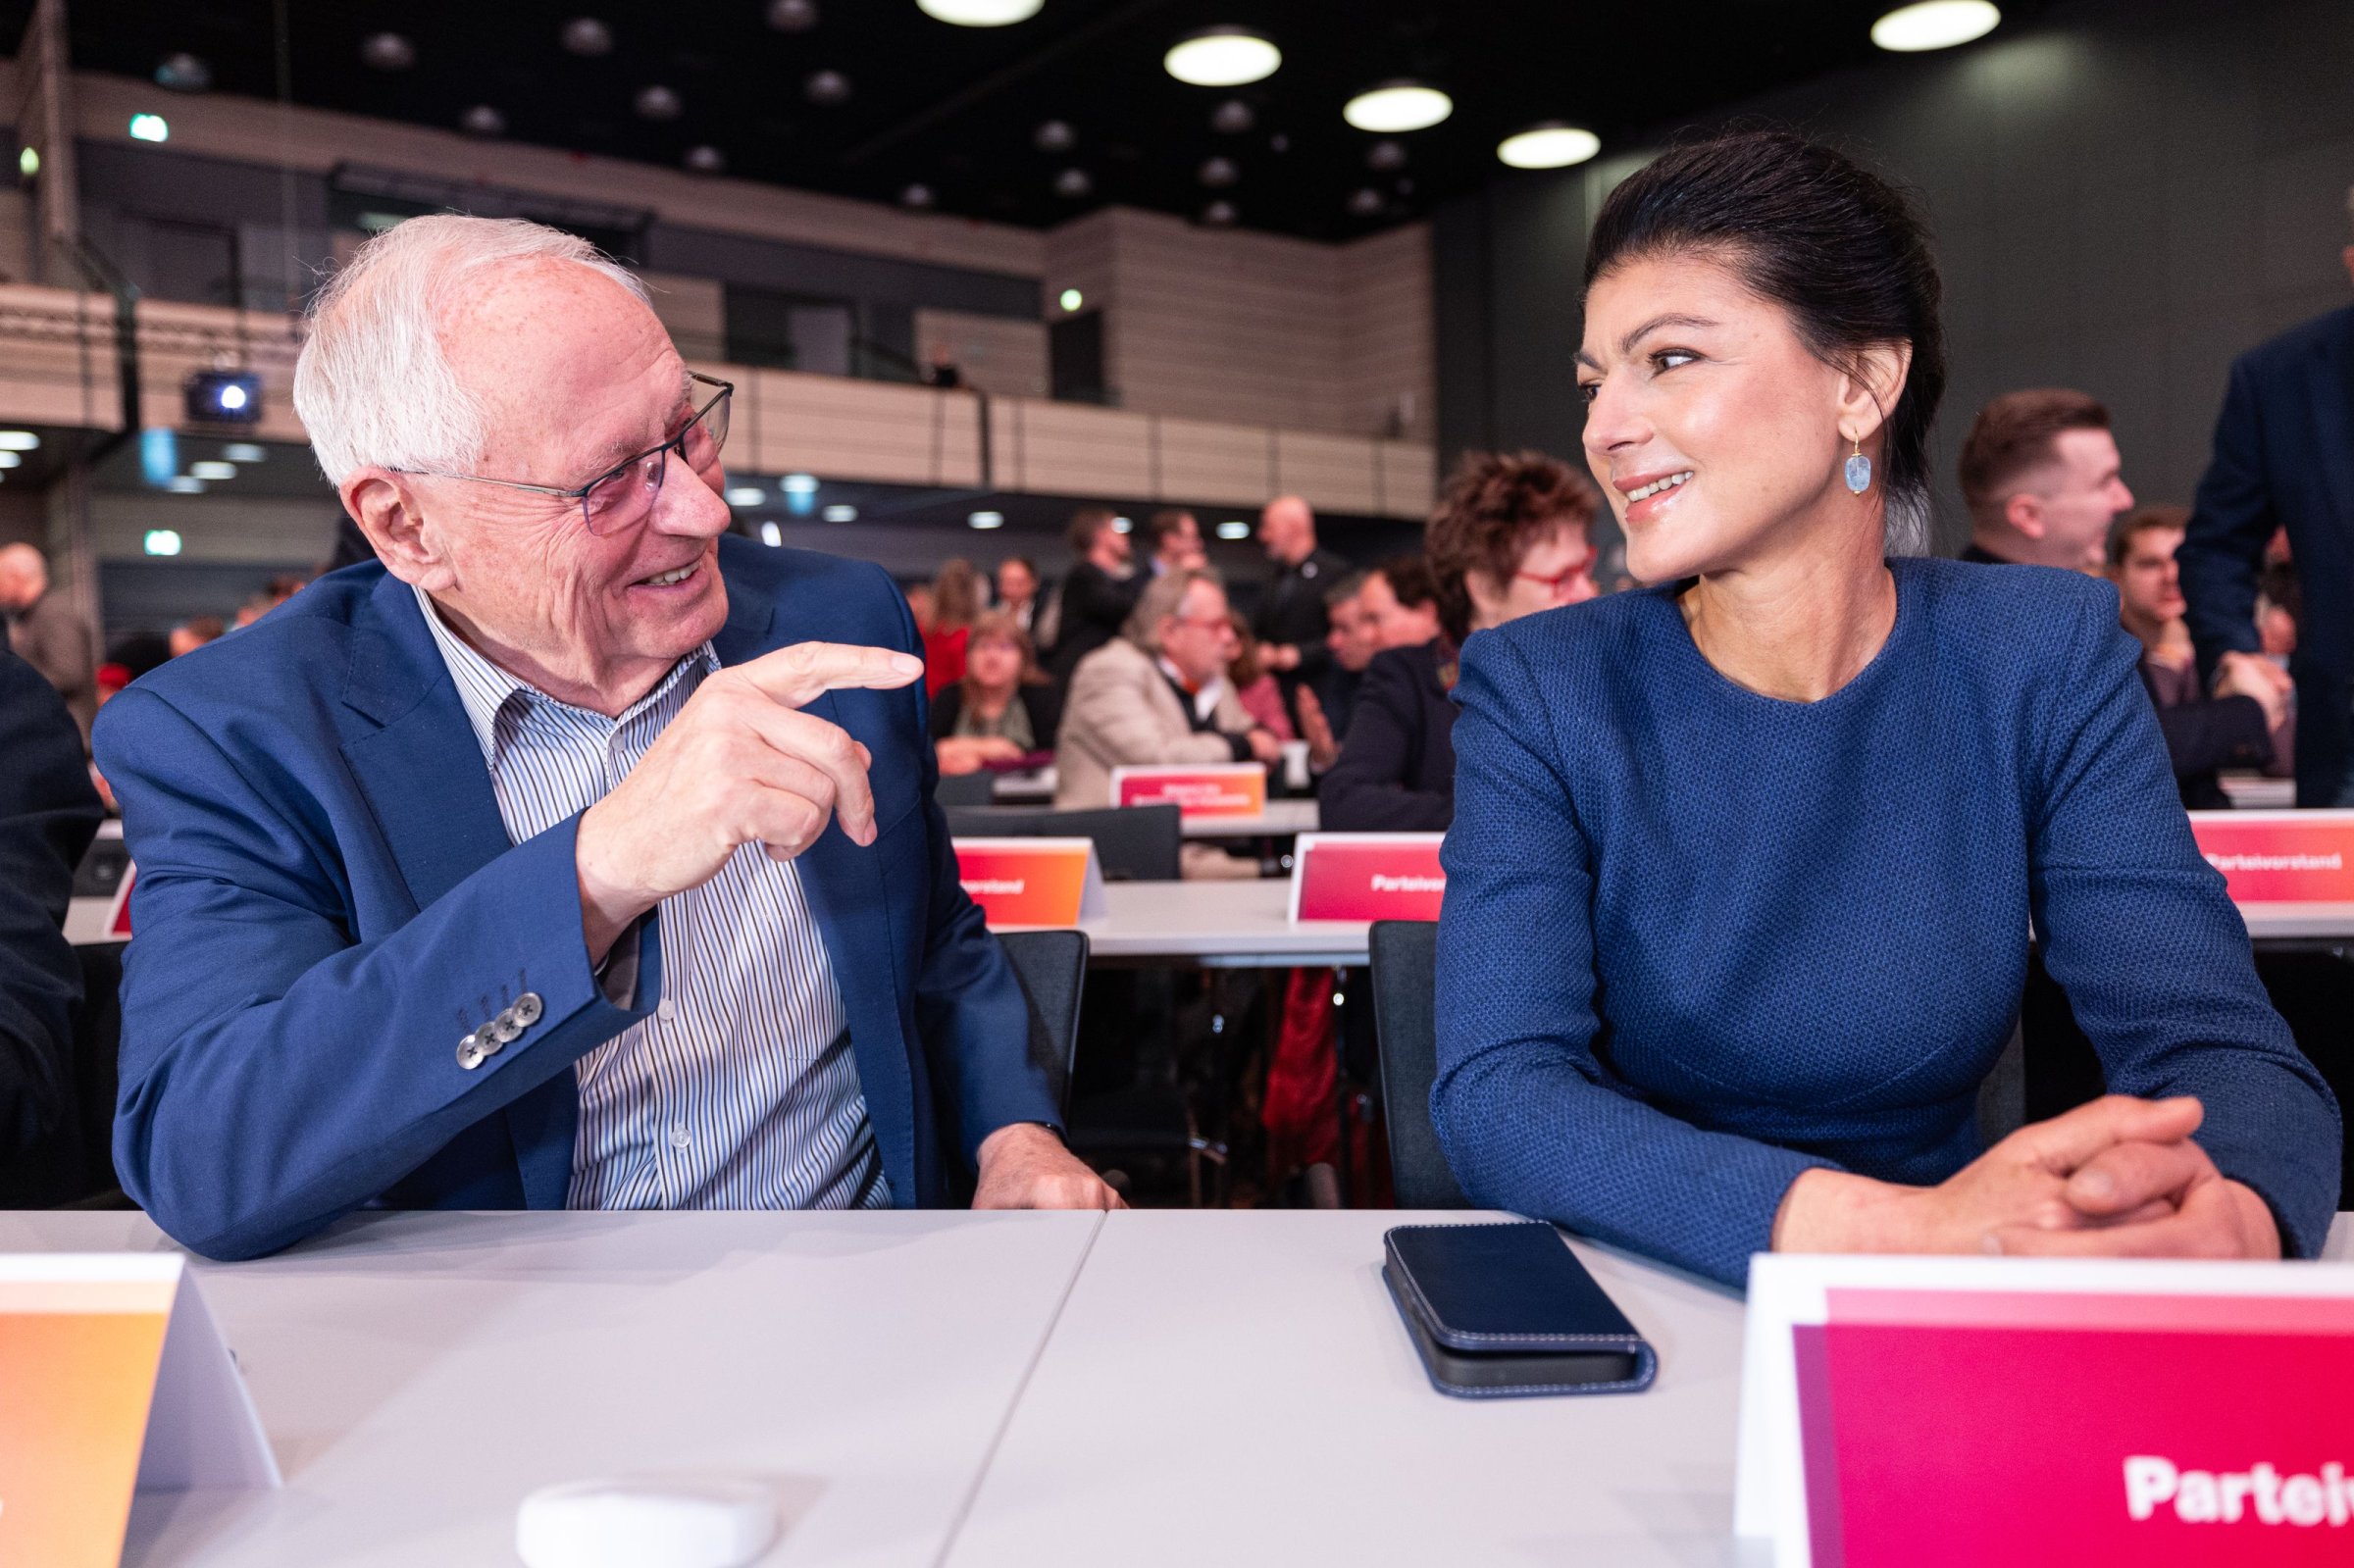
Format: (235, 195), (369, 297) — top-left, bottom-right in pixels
(737, 642), (924, 710)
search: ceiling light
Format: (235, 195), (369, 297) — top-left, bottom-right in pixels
(1211, 99), (1254, 134)
(1053, 169), (1093, 199)
(1498, 123), (1601, 170)
(0, 431), (39, 451)
(1871, 0), (2000, 51)
(781, 473), (819, 495)
(155, 53), (212, 92)
(635, 85), (682, 121)
(1215, 520), (1250, 540)
(768, 0), (820, 31)
(128, 113), (170, 143)
(225, 442), (266, 462)
(1199, 156), (1239, 187)
(1034, 120), (1075, 153)
(916, 0), (1044, 25)
(461, 105), (507, 136)
(1343, 82), (1452, 133)
(900, 183), (936, 209)
(144, 529), (183, 556)
(759, 521), (784, 546)
(805, 70), (852, 105)
(726, 486), (766, 506)
(0, 452), (19, 469)
(560, 18), (613, 55)
(1058, 288), (1084, 312)
(1110, 516), (1133, 533)
(361, 32), (415, 71)
(190, 460), (237, 481)
(685, 145), (726, 174)
(1346, 187), (1384, 217)
(166, 476), (205, 493)
(822, 503), (857, 523)
(1165, 27), (1281, 88)
(18, 146), (37, 177)
(967, 510), (1005, 530)
(1201, 200), (1237, 227)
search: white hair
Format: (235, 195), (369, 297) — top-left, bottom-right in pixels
(292, 215), (649, 484)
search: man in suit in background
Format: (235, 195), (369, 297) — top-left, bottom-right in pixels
(0, 543), (99, 743)
(1042, 505), (1138, 684)
(1145, 509), (1206, 578)
(2179, 193), (2354, 806)
(1252, 495), (1348, 709)
(96, 215), (1113, 1262)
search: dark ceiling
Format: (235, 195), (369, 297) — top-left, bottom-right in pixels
(10, 0), (2050, 241)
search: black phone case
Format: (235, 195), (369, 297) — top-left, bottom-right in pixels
(1383, 1223), (1658, 1398)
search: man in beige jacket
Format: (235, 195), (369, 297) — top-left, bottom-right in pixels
(1055, 570), (1281, 877)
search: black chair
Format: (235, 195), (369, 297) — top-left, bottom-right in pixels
(944, 804), (1182, 882)
(1368, 920), (1467, 1209)
(933, 771), (998, 808)
(995, 929), (1088, 1113)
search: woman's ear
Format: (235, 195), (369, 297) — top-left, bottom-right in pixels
(342, 471), (455, 592)
(1836, 342), (1914, 447)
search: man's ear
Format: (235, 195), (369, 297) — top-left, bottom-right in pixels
(2003, 490), (2047, 541)
(341, 470), (454, 591)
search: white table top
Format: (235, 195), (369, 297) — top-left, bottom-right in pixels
(2237, 901), (2354, 941)
(946, 1210), (1759, 1568)
(1175, 797), (1319, 838)
(2219, 773), (2297, 810)
(1083, 878), (1368, 967)
(0, 1209), (1100, 1568)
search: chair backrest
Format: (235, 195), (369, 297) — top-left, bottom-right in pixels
(994, 929), (1090, 1116)
(943, 804), (1182, 882)
(933, 771), (998, 808)
(1368, 920), (1466, 1209)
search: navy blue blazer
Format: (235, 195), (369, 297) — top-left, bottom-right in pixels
(94, 536), (1059, 1259)
(2180, 304), (2354, 805)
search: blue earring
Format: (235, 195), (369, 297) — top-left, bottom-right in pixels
(1844, 437), (1871, 495)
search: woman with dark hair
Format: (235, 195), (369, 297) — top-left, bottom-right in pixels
(931, 609), (1060, 775)
(1319, 454), (1597, 832)
(1434, 129), (2336, 1288)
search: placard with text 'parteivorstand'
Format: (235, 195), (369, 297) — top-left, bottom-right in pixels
(952, 837), (1106, 928)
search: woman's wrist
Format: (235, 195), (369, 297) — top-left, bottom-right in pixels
(1772, 1167), (1928, 1253)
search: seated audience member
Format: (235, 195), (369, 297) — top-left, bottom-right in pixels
(923, 558), (982, 698)
(1436, 131), (2337, 1290)
(0, 651), (102, 1200)
(2106, 506), (2287, 807)
(1226, 611), (1297, 742)
(994, 555), (1040, 635)
(1044, 506), (1138, 683)
(1300, 571), (1371, 754)
(0, 542), (99, 741)
(1323, 454), (1598, 834)
(1146, 509), (1207, 578)
(1956, 388), (2134, 572)
(94, 215), (1114, 1261)
(168, 616), (226, 658)
(904, 582), (937, 636)
(933, 609), (1061, 776)
(1055, 569), (1279, 878)
(1359, 555), (1445, 650)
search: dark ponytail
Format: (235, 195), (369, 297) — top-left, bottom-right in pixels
(1584, 129), (1946, 553)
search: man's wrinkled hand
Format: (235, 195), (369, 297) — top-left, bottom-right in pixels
(973, 1123), (1124, 1210)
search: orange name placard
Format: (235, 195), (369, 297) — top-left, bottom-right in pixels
(1110, 764), (1267, 818)
(954, 837), (1106, 927)
(2188, 810), (2354, 903)
(1288, 834), (1448, 922)
(0, 1256), (278, 1568)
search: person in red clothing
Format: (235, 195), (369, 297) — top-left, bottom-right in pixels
(921, 558), (982, 698)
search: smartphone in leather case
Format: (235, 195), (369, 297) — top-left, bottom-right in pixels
(1383, 1223), (1658, 1398)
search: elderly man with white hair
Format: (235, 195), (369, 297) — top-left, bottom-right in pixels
(94, 216), (1115, 1260)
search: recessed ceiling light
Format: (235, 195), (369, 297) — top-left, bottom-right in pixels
(361, 32), (415, 71)
(726, 486), (766, 506)
(461, 105), (507, 136)
(166, 476), (205, 493)
(560, 18), (613, 56)
(1199, 156), (1239, 188)
(1498, 123), (1601, 170)
(1201, 200), (1237, 227)
(967, 510), (1005, 530)
(781, 473), (819, 495)
(1034, 120), (1076, 153)
(1164, 28), (1281, 88)
(1211, 100), (1254, 134)
(1110, 516), (1133, 533)
(0, 452), (20, 469)
(1346, 187), (1385, 217)
(1058, 287), (1084, 312)
(916, 0), (1043, 25)
(190, 460), (237, 481)
(1215, 520), (1250, 540)
(822, 503), (857, 522)
(225, 442), (265, 462)
(144, 529), (183, 556)
(1366, 140), (1407, 172)
(768, 0), (819, 30)
(900, 183), (936, 209)
(155, 52), (212, 92)
(805, 70), (851, 105)
(128, 113), (170, 143)
(685, 145), (725, 174)
(1871, 0), (2000, 51)
(635, 85), (682, 122)
(1053, 169), (1093, 199)
(0, 431), (40, 451)
(1343, 82), (1452, 133)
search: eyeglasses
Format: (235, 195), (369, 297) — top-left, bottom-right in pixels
(394, 373), (733, 537)
(1514, 560), (1594, 598)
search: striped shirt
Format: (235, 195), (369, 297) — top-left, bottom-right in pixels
(413, 586), (889, 1212)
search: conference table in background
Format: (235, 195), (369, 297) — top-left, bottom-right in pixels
(15, 1209), (2352, 1567)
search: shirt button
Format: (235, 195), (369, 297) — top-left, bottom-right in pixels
(668, 1122), (691, 1151)
(656, 999), (677, 1022)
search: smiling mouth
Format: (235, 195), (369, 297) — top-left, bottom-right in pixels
(635, 561), (700, 588)
(1625, 471), (1693, 501)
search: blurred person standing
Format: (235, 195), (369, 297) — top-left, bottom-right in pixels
(2106, 507), (2285, 808)
(0, 543), (98, 741)
(1043, 506), (1138, 684)
(993, 556), (1040, 635)
(923, 558), (983, 698)
(1956, 390), (2135, 572)
(1146, 509), (1207, 577)
(2178, 195), (2354, 806)
(933, 609), (1059, 777)
(169, 616), (226, 658)
(1321, 452), (1598, 834)
(1252, 495), (1348, 707)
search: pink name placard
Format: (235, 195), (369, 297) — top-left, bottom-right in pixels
(2189, 809), (2354, 903)
(1738, 1254), (2354, 1567)
(952, 838), (1106, 928)
(1109, 764), (1266, 818)
(1287, 833), (1446, 923)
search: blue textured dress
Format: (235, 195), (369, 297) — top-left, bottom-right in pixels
(1433, 557), (2340, 1288)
